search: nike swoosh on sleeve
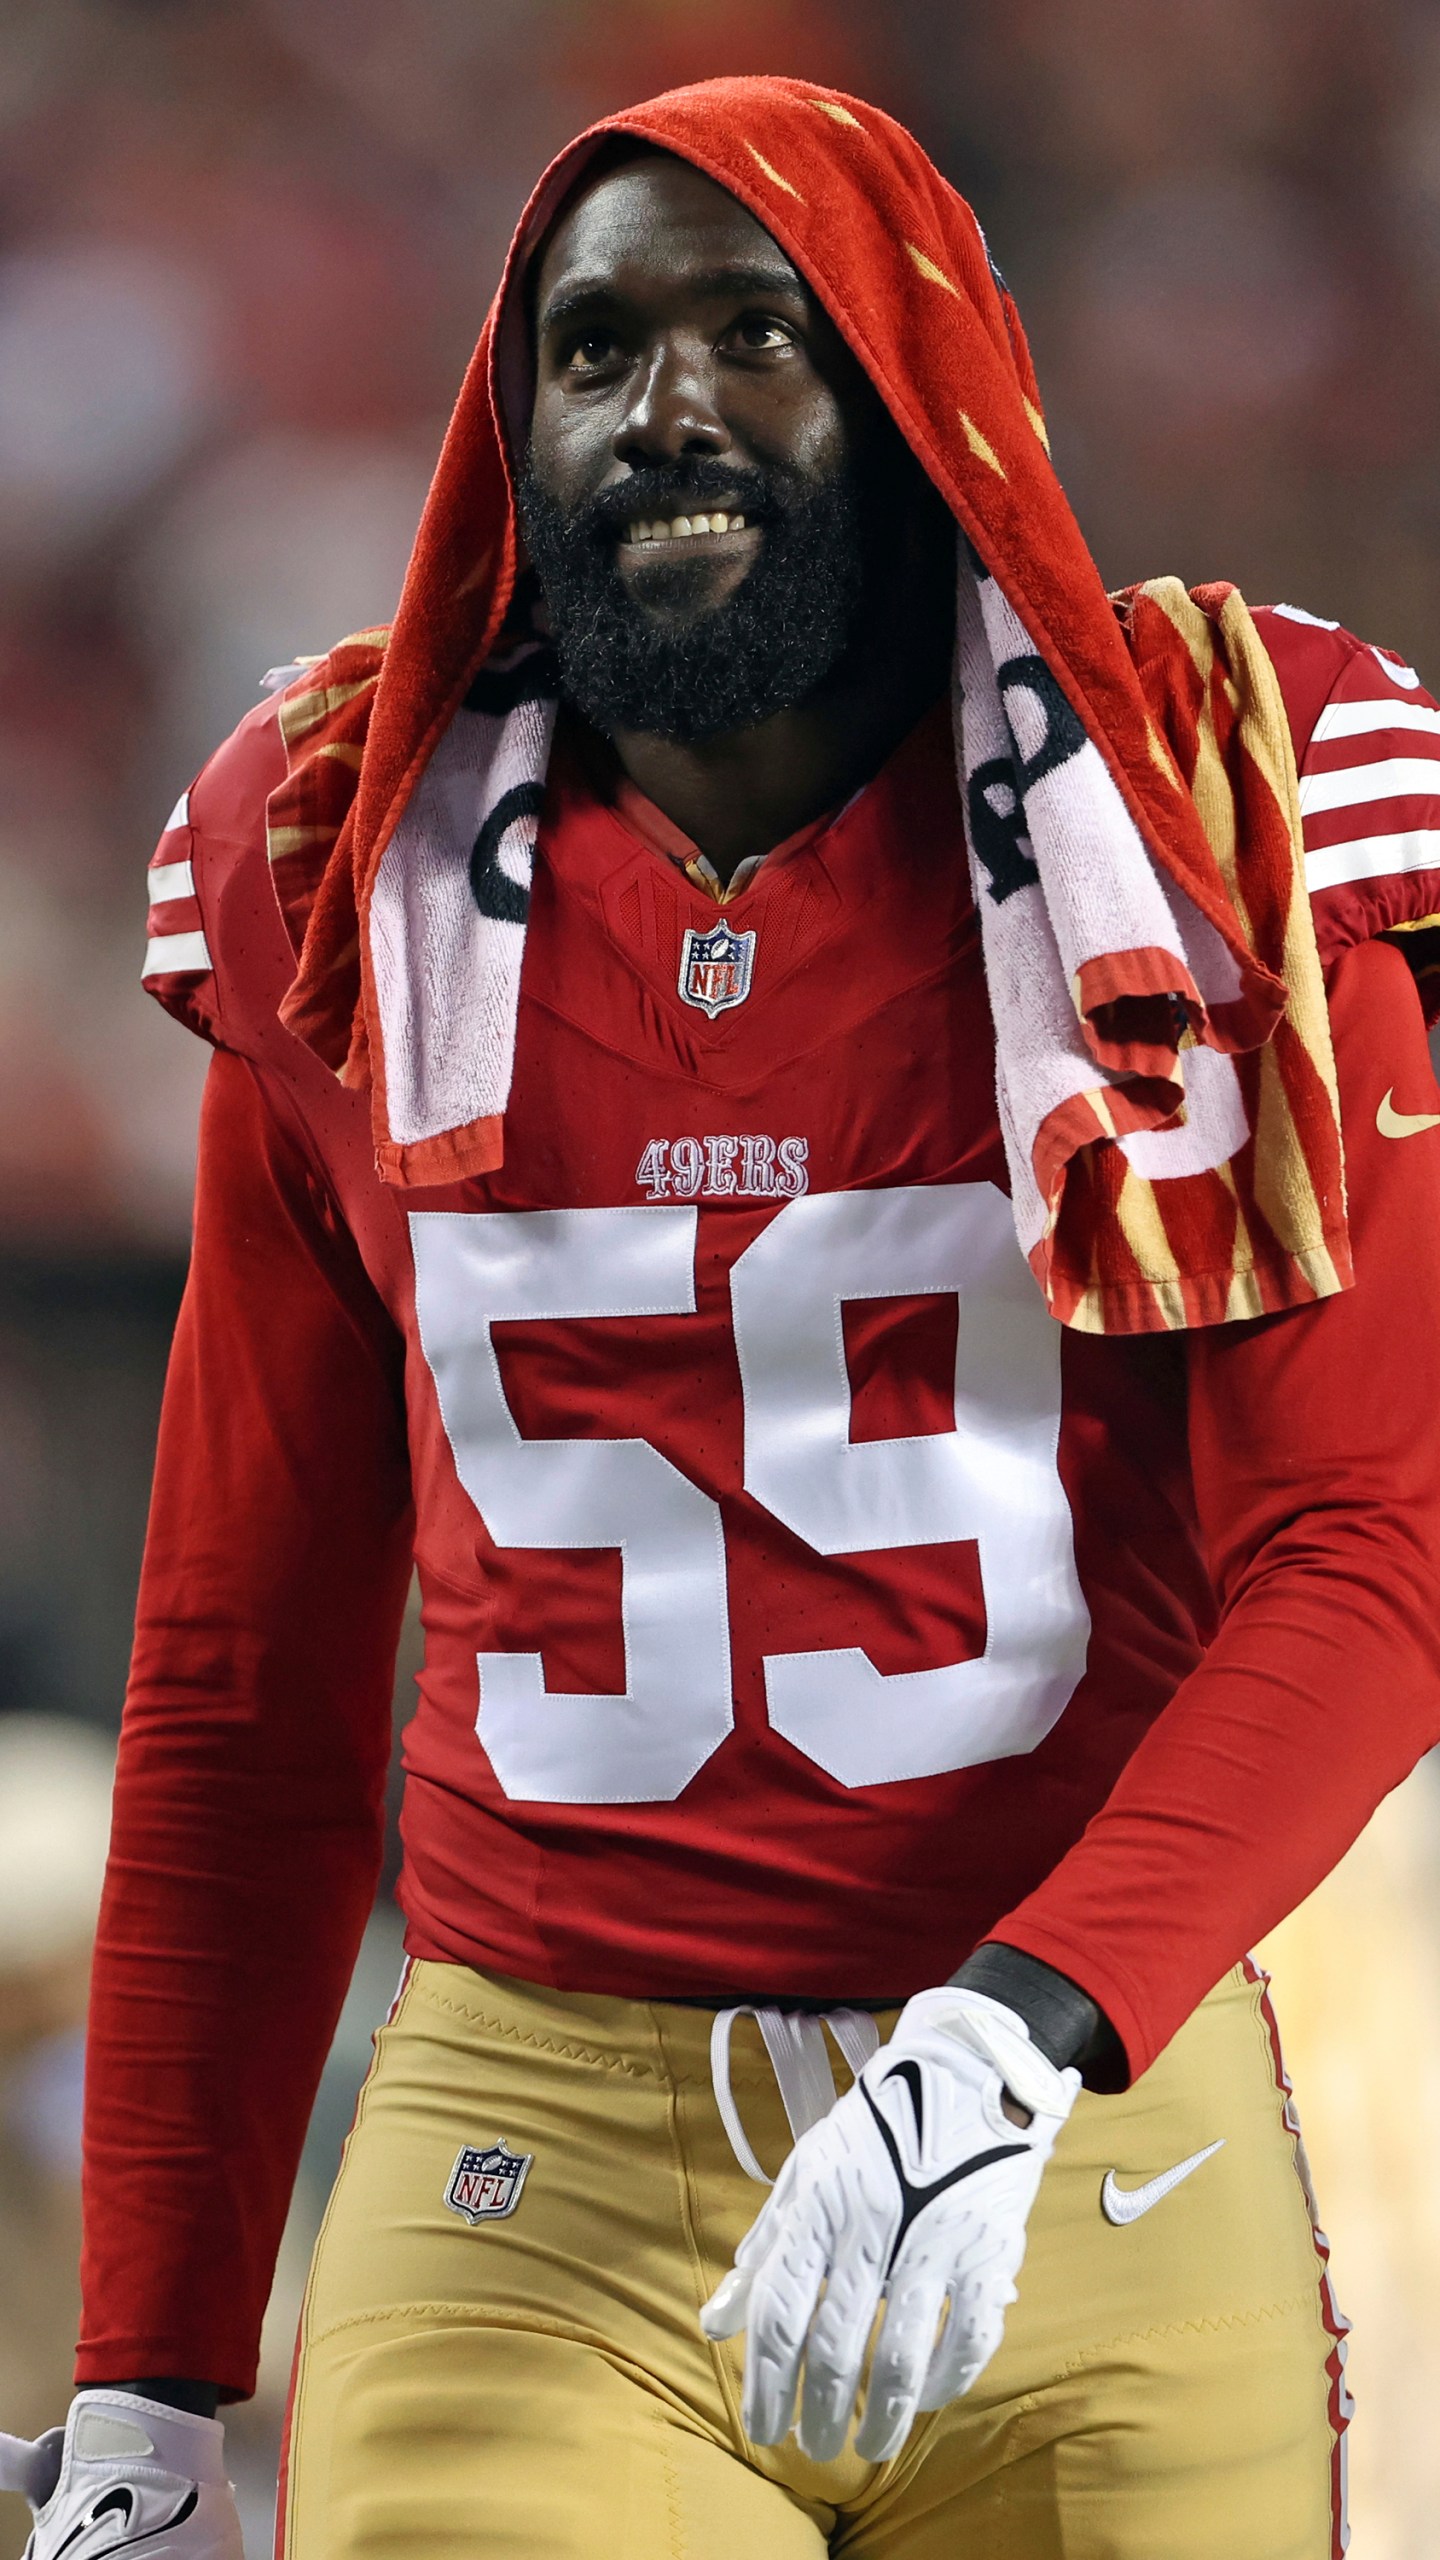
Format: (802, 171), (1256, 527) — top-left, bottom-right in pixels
(1100, 2139), (1224, 2226)
(1377, 1088), (1440, 1139)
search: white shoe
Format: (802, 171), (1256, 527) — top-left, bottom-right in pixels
(0, 2392), (244, 2558)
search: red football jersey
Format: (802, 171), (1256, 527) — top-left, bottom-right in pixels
(81, 608), (1440, 2396)
(347, 700), (1186, 1991)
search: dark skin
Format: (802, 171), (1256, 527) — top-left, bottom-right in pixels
(529, 153), (954, 882)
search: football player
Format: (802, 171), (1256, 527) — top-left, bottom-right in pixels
(7, 74), (1440, 2560)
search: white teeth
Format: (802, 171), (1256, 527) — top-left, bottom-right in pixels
(625, 511), (749, 543)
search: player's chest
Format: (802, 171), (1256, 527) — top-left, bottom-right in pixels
(362, 805), (1016, 1496)
(388, 825), (1047, 1588)
(294, 762), (1181, 1807)
(490, 777), (1005, 1214)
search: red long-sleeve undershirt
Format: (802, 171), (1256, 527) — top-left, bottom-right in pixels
(999, 940), (1440, 2057)
(80, 1056), (415, 2397)
(78, 939), (1440, 2398)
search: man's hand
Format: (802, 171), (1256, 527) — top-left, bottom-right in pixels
(699, 1987), (1078, 2465)
(0, 2392), (243, 2558)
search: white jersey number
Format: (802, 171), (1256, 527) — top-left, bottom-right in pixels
(410, 1207), (732, 1803)
(731, 1186), (1089, 1787)
(410, 1186), (1089, 1803)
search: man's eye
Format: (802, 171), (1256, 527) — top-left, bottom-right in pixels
(564, 331), (620, 374)
(731, 316), (793, 352)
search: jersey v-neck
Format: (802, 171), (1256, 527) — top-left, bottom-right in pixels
(526, 696), (979, 1081)
(552, 701), (949, 908)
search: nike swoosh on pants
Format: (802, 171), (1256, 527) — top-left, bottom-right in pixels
(1100, 2139), (1225, 2226)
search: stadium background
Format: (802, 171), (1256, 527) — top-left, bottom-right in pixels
(1, 0), (1438, 2548)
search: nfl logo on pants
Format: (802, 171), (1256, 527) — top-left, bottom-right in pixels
(444, 2137), (533, 2224)
(678, 921), (756, 1018)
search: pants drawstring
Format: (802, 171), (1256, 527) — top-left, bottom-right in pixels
(708, 2005), (882, 2185)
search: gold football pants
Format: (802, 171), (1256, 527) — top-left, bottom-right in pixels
(280, 1958), (1348, 2557)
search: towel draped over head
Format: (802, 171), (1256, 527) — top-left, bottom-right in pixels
(269, 73), (1349, 1337)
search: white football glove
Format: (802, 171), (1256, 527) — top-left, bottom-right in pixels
(0, 2392), (243, 2559)
(700, 1987), (1078, 2464)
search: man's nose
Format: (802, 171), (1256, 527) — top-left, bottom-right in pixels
(612, 337), (729, 468)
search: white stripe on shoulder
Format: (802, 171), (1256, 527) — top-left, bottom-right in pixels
(163, 788), (190, 831)
(1272, 602), (1340, 629)
(1299, 756), (1440, 818)
(143, 929), (212, 979)
(1310, 698), (1440, 745)
(1305, 827), (1440, 894)
(1369, 647), (1421, 689)
(147, 858), (195, 906)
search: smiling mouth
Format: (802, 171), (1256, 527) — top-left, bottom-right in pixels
(621, 510), (752, 547)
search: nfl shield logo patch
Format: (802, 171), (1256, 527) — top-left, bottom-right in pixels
(444, 2137), (533, 2225)
(678, 921), (756, 1018)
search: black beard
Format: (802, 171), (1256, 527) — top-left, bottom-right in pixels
(516, 451), (864, 743)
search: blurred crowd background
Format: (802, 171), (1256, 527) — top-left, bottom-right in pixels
(2, 0), (1440, 2551)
